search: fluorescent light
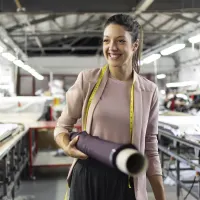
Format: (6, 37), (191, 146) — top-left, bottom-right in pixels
(157, 74), (166, 79)
(161, 44), (185, 56)
(2, 52), (16, 62)
(13, 59), (25, 67)
(21, 64), (44, 80)
(13, 59), (44, 80)
(32, 73), (44, 80)
(166, 81), (198, 88)
(141, 54), (161, 64)
(20, 64), (31, 71)
(30, 69), (44, 80)
(188, 34), (200, 44)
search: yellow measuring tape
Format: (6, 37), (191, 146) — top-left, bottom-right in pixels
(83, 64), (134, 140)
(83, 65), (108, 131)
(64, 65), (135, 199)
(83, 65), (135, 188)
(83, 64), (135, 137)
(64, 186), (68, 200)
(128, 83), (134, 188)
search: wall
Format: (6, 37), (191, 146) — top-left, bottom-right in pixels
(24, 55), (176, 93)
(141, 57), (175, 74)
(18, 74), (78, 96)
(0, 56), (16, 96)
(176, 47), (200, 85)
(2, 48), (198, 96)
(27, 56), (106, 75)
(27, 55), (175, 75)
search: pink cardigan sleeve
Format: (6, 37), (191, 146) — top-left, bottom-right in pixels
(145, 86), (162, 177)
(54, 71), (84, 138)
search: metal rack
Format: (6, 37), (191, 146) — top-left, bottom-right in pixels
(158, 124), (200, 200)
(0, 127), (29, 200)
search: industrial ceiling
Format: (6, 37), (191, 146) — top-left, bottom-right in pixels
(0, 0), (199, 57)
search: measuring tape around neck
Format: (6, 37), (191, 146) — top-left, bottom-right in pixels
(83, 65), (135, 144)
(83, 64), (135, 189)
(83, 65), (108, 131)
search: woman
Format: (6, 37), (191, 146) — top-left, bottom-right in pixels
(54, 14), (166, 200)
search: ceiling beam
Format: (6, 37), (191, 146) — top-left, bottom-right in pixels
(10, 31), (101, 37)
(26, 46), (100, 51)
(44, 37), (76, 47)
(169, 21), (190, 33)
(142, 20), (200, 58)
(6, 14), (64, 33)
(138, 15), (156, 29)
(25, 15), (45, 55)
(141, 14), (158, 28)
(0, 25), (27, 61)
(154, 17), (174, 31)
(69, 36), (85, 46)
(71, 15), (95, 29)
(10, 30), (179, 38)
(52, 19), (63, 30)
(167, 14), (199, 23)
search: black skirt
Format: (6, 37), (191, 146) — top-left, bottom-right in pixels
(69, 158), (136, 200)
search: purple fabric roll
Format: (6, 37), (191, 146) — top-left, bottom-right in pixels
(69, 131), (137, 168)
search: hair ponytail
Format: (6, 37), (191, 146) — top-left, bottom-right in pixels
(133, 25), (143, 74)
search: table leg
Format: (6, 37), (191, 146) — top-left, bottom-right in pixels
(176, 142), (180, 200)
(35, 129), (38, 154)
(28, 128), (34, 179)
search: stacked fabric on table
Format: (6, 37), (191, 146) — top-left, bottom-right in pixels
(158, 116), (200, 140)
(0, 123), (20, 141)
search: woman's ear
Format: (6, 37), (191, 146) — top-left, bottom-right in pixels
(132, 39), (139, 53)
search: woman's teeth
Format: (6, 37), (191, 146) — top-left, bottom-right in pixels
(109, 54), (121, 60)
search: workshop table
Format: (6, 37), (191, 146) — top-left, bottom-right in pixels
(28, 121), (82, 179)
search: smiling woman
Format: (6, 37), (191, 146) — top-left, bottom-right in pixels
(103, 15), (143, 79)
(54, 14), (165, 200)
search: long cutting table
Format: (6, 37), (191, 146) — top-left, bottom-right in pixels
(158, 115), (200, 200)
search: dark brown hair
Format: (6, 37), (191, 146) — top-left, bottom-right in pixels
(104, 14), (143, 74)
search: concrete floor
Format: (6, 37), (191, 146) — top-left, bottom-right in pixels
(15, 168), (196, 200)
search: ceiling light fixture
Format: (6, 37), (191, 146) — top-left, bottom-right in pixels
(22, 65), (44, 80)
(188, 34), (200, 44)
(141, 54), (161, 64)
(157, 74), (166, 79)
(160, 44), (186, 56)
(1, 52), (16, 62)
(13, 59), (25, 67)
(166, 81), (198, 88)
(14, 60), (44, 80)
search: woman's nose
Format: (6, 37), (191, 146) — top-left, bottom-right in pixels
(109, 41), (118, 51)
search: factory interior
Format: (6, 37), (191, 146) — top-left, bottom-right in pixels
(1, 0), (200, 200)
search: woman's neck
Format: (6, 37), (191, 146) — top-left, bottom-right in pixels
(109, 64), (133, 81)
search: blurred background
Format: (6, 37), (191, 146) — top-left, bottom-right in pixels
(0, 0), (200, 200)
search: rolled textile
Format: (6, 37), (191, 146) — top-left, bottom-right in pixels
(69, 131), (148, 177)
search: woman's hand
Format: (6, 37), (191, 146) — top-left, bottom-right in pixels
(65, 136), (88, 159)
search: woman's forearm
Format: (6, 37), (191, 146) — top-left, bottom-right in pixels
(148, 175), (166, 200)
(55, 132), (70, 152)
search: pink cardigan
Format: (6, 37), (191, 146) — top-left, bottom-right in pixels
(54, 67), (162, 200)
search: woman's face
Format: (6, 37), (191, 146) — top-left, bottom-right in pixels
(103, 24), (137, 68)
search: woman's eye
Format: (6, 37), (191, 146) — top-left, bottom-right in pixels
(103, 39), (109, 43)
(118, 40), (126, 43)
